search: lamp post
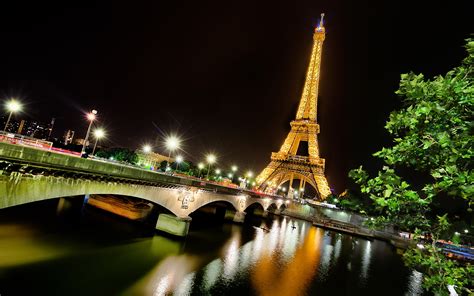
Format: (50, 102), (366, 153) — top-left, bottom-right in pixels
(165, 135), (180, 171)
(3, 99), (22, 132)
(91, 128), (105, 155)
(176, 155), (183, 171)
(81, 110), (97, 156)
(198, 162), (205, 178)
(206, 154), (216, 179)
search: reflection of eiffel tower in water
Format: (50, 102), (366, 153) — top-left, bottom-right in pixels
(256, 13), (331, 200)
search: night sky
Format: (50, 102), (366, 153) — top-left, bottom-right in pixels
(0, 1), (472, 193)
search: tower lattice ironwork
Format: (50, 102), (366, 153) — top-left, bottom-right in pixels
(256, 13), (331, 199)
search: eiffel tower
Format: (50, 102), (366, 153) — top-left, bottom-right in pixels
(256, 13), (331, 199)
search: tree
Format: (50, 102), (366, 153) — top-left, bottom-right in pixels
(350, 39), (473, 295)
(95, 147), (139, 165)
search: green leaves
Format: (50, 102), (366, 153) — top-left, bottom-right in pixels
(348, 38), (474, 295)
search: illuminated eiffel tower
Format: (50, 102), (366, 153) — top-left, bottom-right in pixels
(256, 13), (331, 199)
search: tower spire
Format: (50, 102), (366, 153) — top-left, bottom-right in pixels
(318, 13), (325, 29)
(295, 12), (326, 121)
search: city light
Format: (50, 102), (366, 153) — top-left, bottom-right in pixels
(231, 165), (238, 172)
(6, 99), (22, 112)
(143, 144), (152, 153)
(215, 169), (221, 175)
(228, 173), (233, 178)
(206, 154), (216, 164)
(464, 229), (469, 233)
(175, 155), (184, 171)
(197, 162), (205, 178)
(165, 135), (181, 170)
(93, 128), (105, 139)
(246, 171), (253, 178)
(206, 153), (216, 179)
(3, 99), (22, 132)
(91, 128), (106, 155)
(165, 135), (181, 151)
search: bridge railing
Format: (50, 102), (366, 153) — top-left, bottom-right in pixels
(0, 131), (53, 150)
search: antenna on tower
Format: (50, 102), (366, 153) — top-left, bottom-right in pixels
(319, 13), (325, 28)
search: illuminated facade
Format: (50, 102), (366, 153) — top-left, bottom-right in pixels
(256, 13), (331, 200)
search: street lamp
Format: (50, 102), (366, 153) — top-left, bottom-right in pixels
(231, 165), (238, 172)
(91, 128), (105, 155)
(246, 171), (253, 178)
(198, 162), (205, 178)
(206, 153), (216, 179)
(228, 173), (233, 178)
(143, 144), (152, 153)
(165, 135), (181, 170)
(81, 109), (98, 156)
(176, 155), (183, 171)
(3, 99), (22, 132)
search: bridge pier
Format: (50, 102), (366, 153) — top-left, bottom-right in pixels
(274, 209), (282, 215)
(233, 211), (246, 223)
(224, 209), (246, 223)
(155, 214), (191, 237)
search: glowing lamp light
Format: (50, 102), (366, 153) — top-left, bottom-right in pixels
(206, 154), (216, 164)
(87, 113), (96, 121)
(176, 155), (183, 163)
(6, 100), (22, 112)
(231, 165), (238, 172)
(165, 135), (181, 151)
(228, 173), (233, 178)
(143, 144), (152, 153)
(198, 163), (205, 170)
(215, 169), (221, 174)
(464, 229), (469, 234)
(246, 171), (253, 178)
(94, 128), (105, 139)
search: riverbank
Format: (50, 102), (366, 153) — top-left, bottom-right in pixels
(281, 203), (413, 249)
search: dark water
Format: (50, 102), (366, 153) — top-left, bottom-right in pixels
(0, 198), (423, 296)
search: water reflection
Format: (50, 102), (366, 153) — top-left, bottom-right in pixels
(0, 200), (419, 296)
(360, 240), (372, 280)
(405, 270), (423, 296)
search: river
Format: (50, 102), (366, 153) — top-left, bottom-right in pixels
(0, 198), (424, 295)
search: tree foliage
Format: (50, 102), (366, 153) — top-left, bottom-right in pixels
(95, 147), (139, 165)
(350, 39), (473, 295)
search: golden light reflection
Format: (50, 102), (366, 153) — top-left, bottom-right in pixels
(131, 254), (198, 296)
(251, 227), (323, 296)
(222, 230), (241, 280)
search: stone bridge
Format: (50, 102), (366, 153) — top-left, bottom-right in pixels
(0, 142), (292, 236)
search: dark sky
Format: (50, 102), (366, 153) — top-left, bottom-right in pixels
(0, 1), (472, 193)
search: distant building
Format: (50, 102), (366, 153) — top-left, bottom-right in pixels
(73, 138), (88, 146)
(63, 129), (75, 145)
(136, 151), (172, 170)
(1, 117), (51, 140)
